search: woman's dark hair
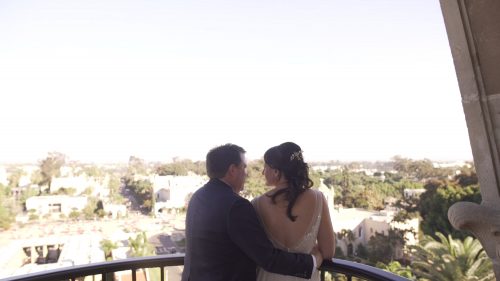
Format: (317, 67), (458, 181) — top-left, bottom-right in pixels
(264, 142), (313, 221)
(206, 143), (246, 179)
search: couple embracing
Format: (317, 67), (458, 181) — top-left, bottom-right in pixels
(182, 142), (335, 281)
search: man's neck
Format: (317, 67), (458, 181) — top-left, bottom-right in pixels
(219, 178), (238, 194)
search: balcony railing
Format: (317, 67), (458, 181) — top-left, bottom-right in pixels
(0, 254), (410, 281)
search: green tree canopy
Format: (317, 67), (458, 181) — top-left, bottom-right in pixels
(392, 156), (455, 180)
(155, 159), (206, 176)
(0, 184), (15, 230)
(241, 159), (267, 198)
(411, 233), (494, 281)
(7, 168), (25, 188)
(419, 179), (481, 239)
(127, 179), (154, 213)
(366, 229), (405, 264)
(0, 204), (14, 230)
(127, 156), (147, 176)
(156, 162), (188, 176)
(82, 165), (106, 179)
(108, 175), (125, 203)
(39, 152), (66, 191)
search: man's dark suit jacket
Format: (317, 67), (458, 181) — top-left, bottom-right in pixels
(181, 178), (314, 281)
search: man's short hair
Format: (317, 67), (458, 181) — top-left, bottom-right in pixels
(206, 144), (246, 179)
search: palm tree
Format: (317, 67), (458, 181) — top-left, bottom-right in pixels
(411, 232), (494, 281)
(128, 232), (158, 281)
(100, 239), (119, 281)
(100, 239), (118, 261)
(128, 232), (154, 257)
(376, 261), (416, 280)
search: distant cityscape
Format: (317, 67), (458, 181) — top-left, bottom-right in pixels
(0, 153), (483, 280)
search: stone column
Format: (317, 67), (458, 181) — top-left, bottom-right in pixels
(30, 246), (36, 264)
(43, 245), (48, 261)
(440, 0), (500, 279)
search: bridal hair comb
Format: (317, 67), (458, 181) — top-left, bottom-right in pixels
(290, 150), (303, 161)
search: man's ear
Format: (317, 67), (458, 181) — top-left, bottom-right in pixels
(227, 164), (237, 177)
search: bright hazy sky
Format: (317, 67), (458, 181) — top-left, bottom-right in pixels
(0, 0), (473, 164)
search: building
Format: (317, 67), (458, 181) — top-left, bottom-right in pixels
(332, 208), (419, 259)
(0, 234), (104, 279)
(50, 176), (107, 195)
(403, 188), (426, 199)
(311, 165), (342, 172)
(25, 196), (87, 217)
(152, 174), (206, 214)
(103, 203), (127, 219)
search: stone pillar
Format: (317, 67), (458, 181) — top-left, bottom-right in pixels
(43, 245), (48, 260)
(440, 0), (500, 279)
(30, 246), (36, 264)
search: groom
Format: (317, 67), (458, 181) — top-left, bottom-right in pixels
(181, 143), (321, 281)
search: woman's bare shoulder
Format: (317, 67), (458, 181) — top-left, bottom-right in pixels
(291, 189), (318, 206)
(302, 188), (320, 199)
(250, 194), (263, 206)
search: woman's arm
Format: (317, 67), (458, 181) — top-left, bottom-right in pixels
(317, 192), (335, 259)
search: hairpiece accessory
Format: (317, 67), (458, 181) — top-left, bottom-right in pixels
(290, 150), (303, 161)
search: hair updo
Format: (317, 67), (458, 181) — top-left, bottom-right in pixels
(264, 142), (313, 221)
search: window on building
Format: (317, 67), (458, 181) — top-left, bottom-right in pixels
(347, 244), (353, 256)
(156, 188), (170, 202)
(49, 203), (61, 213)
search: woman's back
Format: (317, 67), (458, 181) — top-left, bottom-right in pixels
(254, 141), (335, 281)
(253, 189), (322, 252)
(253, 189), (324, 281)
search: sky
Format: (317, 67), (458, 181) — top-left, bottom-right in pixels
(0, 0), (473, 164)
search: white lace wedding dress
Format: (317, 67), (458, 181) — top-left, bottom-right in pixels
(252, 190), (323, 281)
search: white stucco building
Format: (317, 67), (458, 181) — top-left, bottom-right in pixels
(152, 174), (206, 214)
(25, 196), (87, 216)
(403, 188), (426, 198)
(50, 176), (108, 196)
(0, 234), (104, 279)
(102, 203), (127, 219)
(332, 207), (419, 259)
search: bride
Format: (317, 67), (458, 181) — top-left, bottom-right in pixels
(252, 142), (335, 281)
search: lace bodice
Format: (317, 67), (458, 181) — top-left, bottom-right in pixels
(252, 190), (323, 281)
